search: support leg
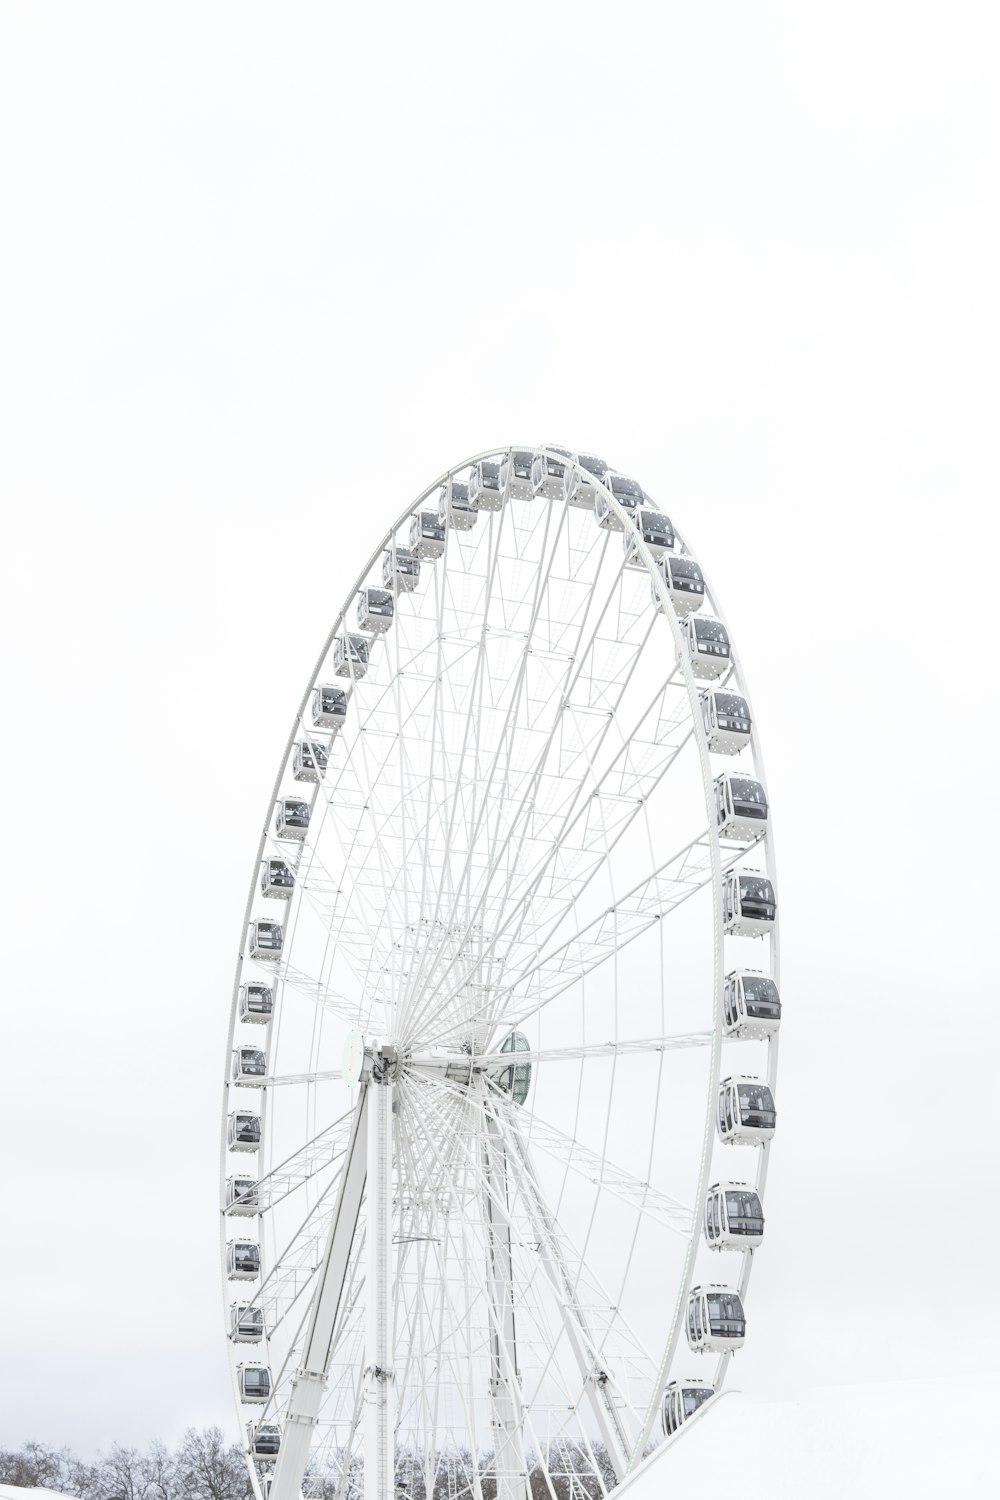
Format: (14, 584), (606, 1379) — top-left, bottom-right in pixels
(364, 1075), (396, 1500)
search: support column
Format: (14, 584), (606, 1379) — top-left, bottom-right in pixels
(271, 1085), (370, 1500)
(482, 1105), (530, 1500)
(364, 1068), (396, 1500)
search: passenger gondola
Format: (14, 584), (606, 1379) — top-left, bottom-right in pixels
(685, 1285), (746, 1352)
(595, 473), (644, 530)
(714, 773), (769, 841)
(238, 1365), (271, 1403)
(356, 587), (394, 634)
(701, 690), (751, 754)
(260, 858), (294, 899)
(332, 633), (370, 679)
(409, 509), (446, 558)
(274, 798), (310, 840)
(228, 1112), (262, 1151)
(723, 969), (781, 1038)
(230, 1304), (264, 1343)
(382, 545), (421, 593)
(623, 508), (675, 566)
(469, 457), (507, 511)
(722, 870), (776, 936)
(292, 740), (328, 782)
(662, 1381), (714, 1436)
(231, 1047), (267, 1084)
(225, 1177), (259, 1215)
(652, 555), (705, 616)
(226, 1240), (261, 1279)
(531, 446), (575, 500)
(680, 614), (730, 678)
(311, 684), (348, 731)
(703, 1183), (765, 1250)
(248, 920), (283, 961)
(238, 984), (273, 1025)
(438, 477), (478, 530)
(717, 1076), (777, 1144)
(563, 451), (610, 509)
(248, 1424), (281, 1459)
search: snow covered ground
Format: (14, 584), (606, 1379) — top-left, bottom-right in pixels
(619, 1377), (996, 1498)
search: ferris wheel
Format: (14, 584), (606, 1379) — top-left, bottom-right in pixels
(220, 446), (780, 1500)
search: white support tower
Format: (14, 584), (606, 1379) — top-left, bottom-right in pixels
(481, 1092), (530, 1500)
(364, 1065), (396, 1500)
(270, 1086), (370, 1500)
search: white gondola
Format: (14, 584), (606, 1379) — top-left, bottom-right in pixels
(563, 451), (610, 509)
(469, 457), (507, 511)
(382, 545), (421, 593)
(531, 445), (575, 500)
(237, 1365), (271, 1403)
(723, 969), (781, 1038)
(274, 798), (310, 841)
(652, 555), (705, 616)
(438, 477), (478, 530)
(662, 1381), (715, 1436)
(228, 1112), (262, 1151)
(311, 684), (349, 731)
(714, 773), (768, 841)
(231, 1046), (267, 1084)
(409, 509), (446, 558)
(717, 1076), (776, 1144)
(701, 690), (751, 754)
(356, 586), (394, 634)
(685, 1285), (746, 1352)
(225, 1177), (259, 1215)
(504, 449), (535, 501)
(704, 1182), (765, 1250)
(226, 1240), (261, 1280)
(291, 740), (328, 782)
(624, 508), (675, 566)
(230, 1304), (264, 1343)
(595, 472), (644, 530)
(248, 1423), (281, 1459)
(260, 858), (294, 899)
(248, 919), (283, 961)
(332, 633), (370, 679)
(238, 984), (273, 1025)
(492, 1030), (532, 1106)
(722, 869), (776, 936)
(679, 614), (731, 678)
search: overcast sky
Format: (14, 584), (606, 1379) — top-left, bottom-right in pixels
(1, 0), (998, 1458)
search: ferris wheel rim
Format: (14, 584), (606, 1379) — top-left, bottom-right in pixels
(220, 444), (779, 1494)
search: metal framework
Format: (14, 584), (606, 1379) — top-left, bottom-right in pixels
(219, 446), (780, 1500)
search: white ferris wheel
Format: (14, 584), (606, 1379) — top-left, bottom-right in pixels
(220, 446), (780, 1500)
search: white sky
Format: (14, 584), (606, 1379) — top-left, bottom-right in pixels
(1, 0), (998, 1459)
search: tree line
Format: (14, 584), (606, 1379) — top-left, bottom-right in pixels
(0, 1434), (620, 1500)
(0, 1429), (251, 1500)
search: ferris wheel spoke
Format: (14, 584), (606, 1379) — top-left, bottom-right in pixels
(401, 519), (627, 1045)
(408, 1032), (713, 1076)
(484, 1083), (694, 1239)
(419, 829), (726, 1051)
(249, 1106), (355, 1210)
(408, 1074), (638, 1474)
(398, 1078), (564, 1477)
(261, 1068), (343, 1087)
(396, 495), (555, 1038)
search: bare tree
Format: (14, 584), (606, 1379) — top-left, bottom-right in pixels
(173, 1427), (252, 1500)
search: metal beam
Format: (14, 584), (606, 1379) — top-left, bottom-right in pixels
(270, 1084), (370, 1500)
(364, 1075), (396, 1499)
